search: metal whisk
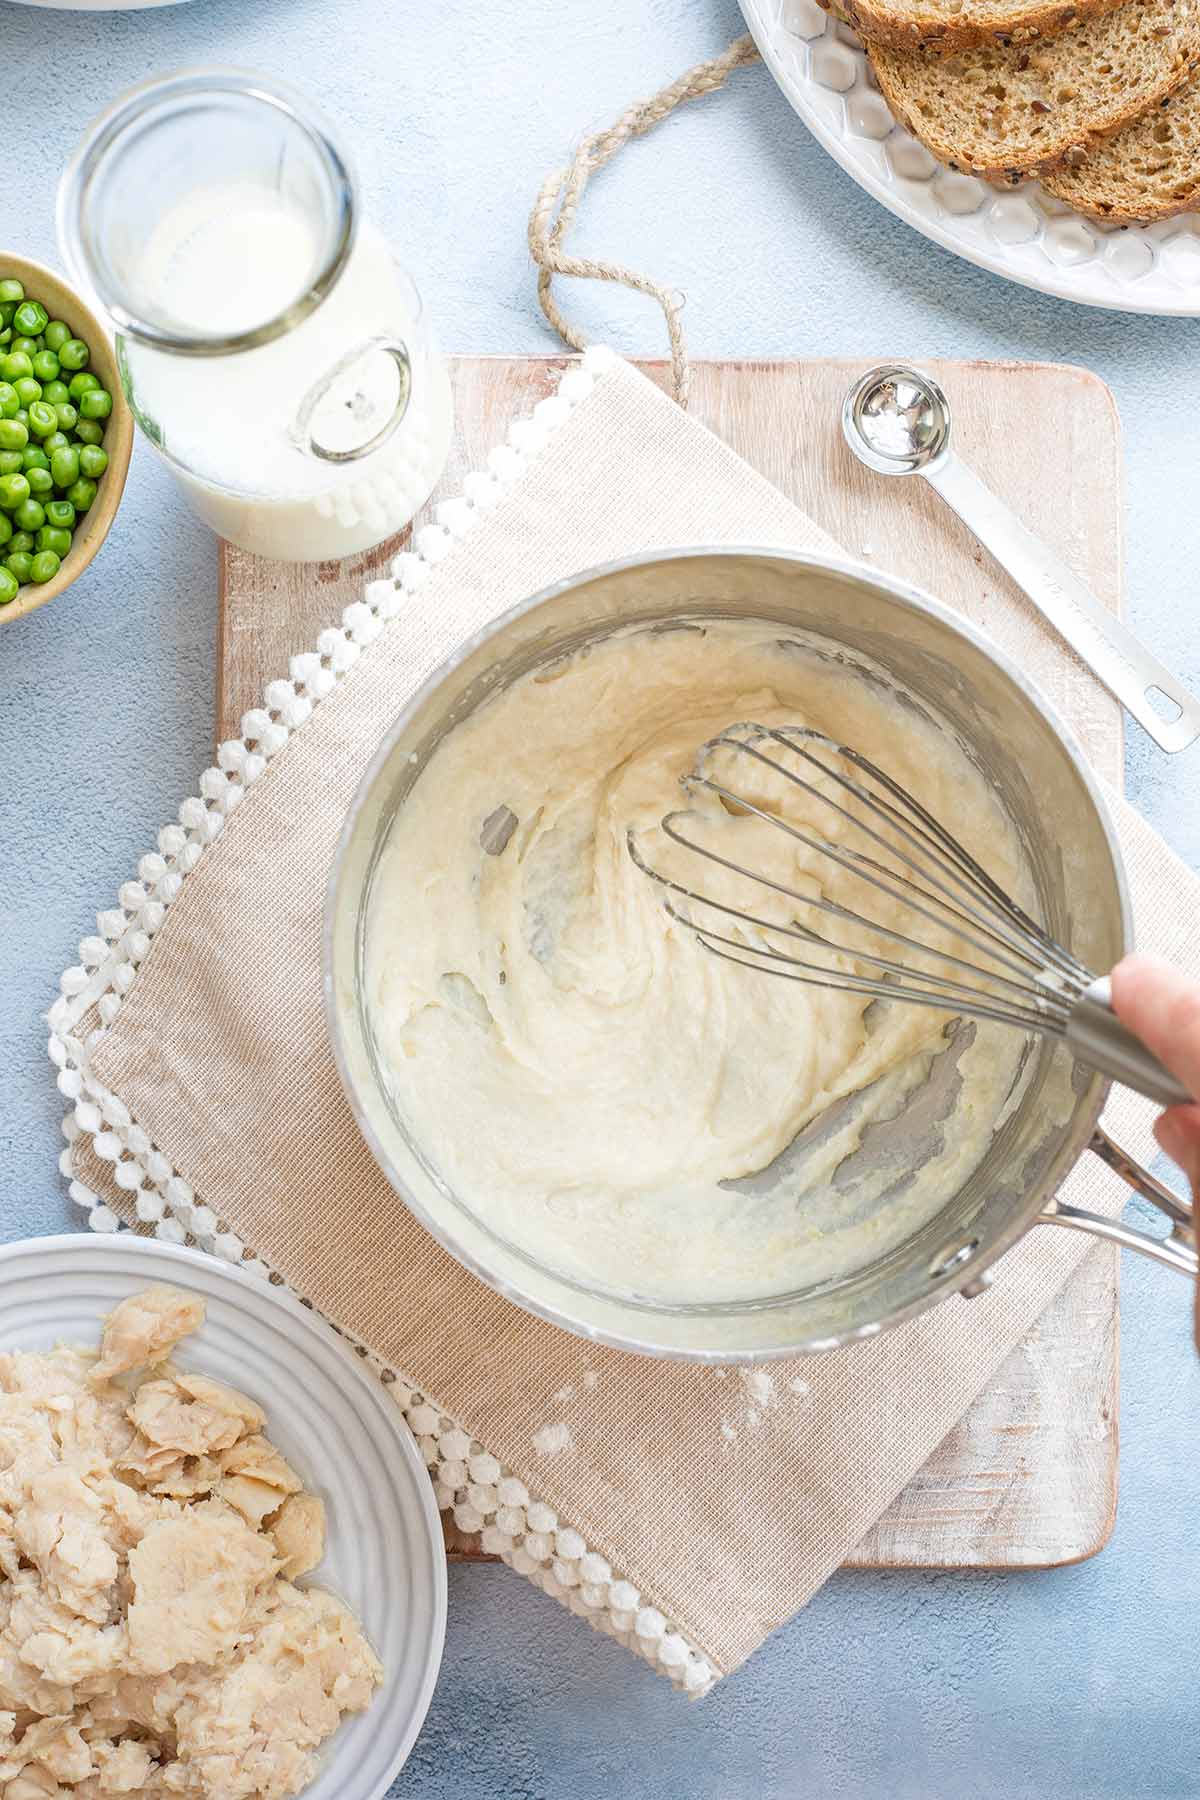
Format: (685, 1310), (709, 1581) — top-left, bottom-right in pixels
(627, 723), (1190, 1110)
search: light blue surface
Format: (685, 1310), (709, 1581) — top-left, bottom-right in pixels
(3, 2), (1199, 1795)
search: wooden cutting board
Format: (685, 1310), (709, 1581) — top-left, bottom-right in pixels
(218, 356), (1121, 1570)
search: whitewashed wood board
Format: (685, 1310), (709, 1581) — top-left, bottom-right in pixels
(217, 356), (1122, 1570)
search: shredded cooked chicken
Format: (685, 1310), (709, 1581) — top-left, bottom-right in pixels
(0, 1288), (382, 1798)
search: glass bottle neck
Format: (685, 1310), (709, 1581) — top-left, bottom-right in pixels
(58, 68), (357, 358)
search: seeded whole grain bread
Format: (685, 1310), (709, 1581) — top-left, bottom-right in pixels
(869, 0), (1200, 181)
(823, 0), (1126, 57)
(1041, 69), (1200, 215)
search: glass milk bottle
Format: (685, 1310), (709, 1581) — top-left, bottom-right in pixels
(58, 69), (452, 563)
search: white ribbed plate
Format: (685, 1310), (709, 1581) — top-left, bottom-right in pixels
(741, 0), (1200, 315)
(0, 1234), (446, 1800)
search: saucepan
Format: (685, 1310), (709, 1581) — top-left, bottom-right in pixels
(325, 547), (1196, 1361)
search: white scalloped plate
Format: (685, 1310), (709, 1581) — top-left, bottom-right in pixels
(0, 1234), (446, 1800)
(741, 0), (1200, 314)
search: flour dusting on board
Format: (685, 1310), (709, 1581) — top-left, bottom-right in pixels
(717, 1365), (815, 1448)
(532, 1421), (575, 1456)
(744, 1369), (775, 1408)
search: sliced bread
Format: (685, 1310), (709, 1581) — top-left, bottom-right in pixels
(826, 0), (1126, 57)
(870, 0), (1200, 181)
(1042, 69), (1200, 215)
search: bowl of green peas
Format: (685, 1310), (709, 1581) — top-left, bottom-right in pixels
(0, 254), (132, 623)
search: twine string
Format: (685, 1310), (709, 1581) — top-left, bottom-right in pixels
(527, 33), (762, 407)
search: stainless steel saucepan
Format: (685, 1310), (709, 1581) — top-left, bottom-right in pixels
(325, 547), (1196, 1361)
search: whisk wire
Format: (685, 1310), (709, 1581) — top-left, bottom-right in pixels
(675, 777), (1052, 1000)
(630, 723), (1091, 1041)
(798, 728), (1081, 982)
(686, 920), (1068, 1035)
(694, 725), (1085, 991)
(771, 724), (1086, 987)
(659, 895), (1069, 1033)
(654, 809), (1073, 1022)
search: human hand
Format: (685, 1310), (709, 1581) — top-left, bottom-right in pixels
(1110, 953), (1200, 1349)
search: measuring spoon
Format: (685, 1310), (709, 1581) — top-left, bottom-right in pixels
(841, 364), (1200, 754)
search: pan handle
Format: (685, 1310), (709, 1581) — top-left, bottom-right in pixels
(1036, 1125), (1197, 1278)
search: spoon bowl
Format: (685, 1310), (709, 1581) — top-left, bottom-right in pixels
(842, 364), (951, 477)
(838, 363), (1200, 753)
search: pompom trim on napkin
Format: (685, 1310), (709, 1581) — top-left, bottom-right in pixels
(46, 344), (717, 1697)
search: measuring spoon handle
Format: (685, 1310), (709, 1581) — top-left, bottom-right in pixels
(922, 451), (1200, 754)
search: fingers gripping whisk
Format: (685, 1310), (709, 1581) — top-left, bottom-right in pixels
(627, 723), (1094, 1037)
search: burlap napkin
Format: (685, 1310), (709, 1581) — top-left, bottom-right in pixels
(56, 352), (1199, 1692)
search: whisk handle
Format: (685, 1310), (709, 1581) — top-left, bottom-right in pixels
(1066, 978), (1193, 1110)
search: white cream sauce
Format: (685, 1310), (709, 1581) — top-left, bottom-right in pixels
(365, 621), (1034, 1304)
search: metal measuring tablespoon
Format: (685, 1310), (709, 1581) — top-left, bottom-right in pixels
(841, 365), (1200, 755)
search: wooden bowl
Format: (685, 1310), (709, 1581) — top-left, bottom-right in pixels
(0, 253), (133, 625)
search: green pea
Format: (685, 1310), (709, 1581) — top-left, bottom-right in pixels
(0, 452), (22, 477)
(44, 498), (75, 530)
(0, 384), (14, 420)
(78, 388), (112, 421)
(42, 320), (69, 352)
(13, 498), (44, 534)
(13, 378), (41, 408)
(41, 381), (69, 406)
(52, 403), (77, 432)
(25, 467), (53, 498)
(50, 446), (79, 489)
(31, 351), (59, 383)
(0, 566), (18, 605)
(0, 512), (9, 547)
(74, 419), (105, 446)
(58, 338), (89, 372)
(21, 445), (48, 471)
(67, 371), (99, 399)
(29, 549), (60, 584)
(0, 330), (8, 349)
(0, 305), (11, 328)
(42, 432), (69, 454)
(0, 417), (27, 451)
(37, 525), (72, 557)
(0, 472), (29, 510)
(8, 531), (33, 554)
(78, 444), (108, 479)
(12, 300), (47, 337)
(27, 402), (57, 440)
(4, 549), (32, 584)
(66, 477), (97, 513)
(0, 280), (24, 306)
(0, 352), (33, 382)
(10, 336), (39, 359)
